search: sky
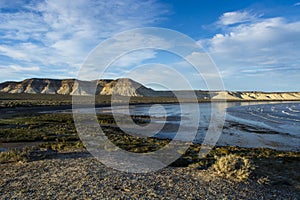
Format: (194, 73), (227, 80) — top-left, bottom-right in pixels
(0, 0), (300, 91)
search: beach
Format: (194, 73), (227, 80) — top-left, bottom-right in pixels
(0, 98), (300, 199)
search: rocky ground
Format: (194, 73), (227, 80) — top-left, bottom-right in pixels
(0, 151), (299, 199)
(0, 99), (299, 199)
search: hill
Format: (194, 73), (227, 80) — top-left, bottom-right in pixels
(0, 78), (156, 97)
(0, 78), (300, 101)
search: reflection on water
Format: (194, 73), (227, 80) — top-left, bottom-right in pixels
(15, 101), (300, 152)
(94, 101), (300, 151)
(227, 102), (300, 136)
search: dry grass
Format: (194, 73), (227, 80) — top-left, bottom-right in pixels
(0, 148), (31, 163)
(212, 154), (255, 182)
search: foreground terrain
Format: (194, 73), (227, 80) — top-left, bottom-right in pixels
(0, 94), (299, 199)
(1, 150), (299, 199)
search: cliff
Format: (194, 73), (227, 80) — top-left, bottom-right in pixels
(0, 78), (156, 97)
(209, 91), (300, 101)
(0, 78), (300, 101)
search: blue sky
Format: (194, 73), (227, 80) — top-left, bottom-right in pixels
(0, 0), (300, 91)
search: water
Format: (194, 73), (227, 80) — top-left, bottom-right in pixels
(226, 103), (300, 137)
(7, 102), (298, 152)
(224, 102), (300, 151)
(94, 102), (300, 151)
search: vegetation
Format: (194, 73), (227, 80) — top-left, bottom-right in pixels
(188, 146), (300, 189)
(0, 93), (72, 107)
(0, 93), (181, 108)
(212, 154), (255, 182)
(0, 113), (77, 142)
(0, 95), (299, 189)
(39, 141), (84, 151)
(0, 147), (32, 163)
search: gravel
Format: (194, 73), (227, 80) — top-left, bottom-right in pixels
(1, 151), (299, 199)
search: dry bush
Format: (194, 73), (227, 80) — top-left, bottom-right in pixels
(0, 148), (31, 163)
(212, 154), (255, 182)
(257, 176), (270, 185)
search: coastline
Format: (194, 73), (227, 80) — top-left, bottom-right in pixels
(0, 96), (299, 198)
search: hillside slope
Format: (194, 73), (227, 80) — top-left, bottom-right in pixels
(0, 78), (300, 101)
(0, 78), (156, 97)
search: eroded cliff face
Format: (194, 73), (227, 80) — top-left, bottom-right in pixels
(209, 91), (300, 101)
(0, 78), (300, 100)
(0, 78), (156, 96)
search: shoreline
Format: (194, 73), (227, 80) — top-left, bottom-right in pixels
(1, 101), (299, 152)
(0, 100), (299, 198)
(1, 98), (299, 115)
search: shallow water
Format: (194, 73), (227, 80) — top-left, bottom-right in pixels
(94, 102), (300, 151)
(39, 101), (300, 151)
(226, 103), (300, 137)
(224, 102), (300, 151)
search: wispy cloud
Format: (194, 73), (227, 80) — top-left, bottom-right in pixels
(217, 11), (259, 26)
(0, 0), (169, 82)
(9, 65), (40, 72)
(294, 2), (300, 6)
(112, 50), (157, 68)
(241, 66), (299, 74)
(202, 16), (300, 68)
(0, 64), (41, 81)
(200, 11), (300, 91)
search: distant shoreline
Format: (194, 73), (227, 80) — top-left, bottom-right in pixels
(1, 78), (300, 101)
(1, 93), (300, 119)
(1, 92), (300, 108)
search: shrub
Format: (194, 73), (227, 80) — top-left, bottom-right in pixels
(212, 154), (255, 182)
(0, 148), (31, 163)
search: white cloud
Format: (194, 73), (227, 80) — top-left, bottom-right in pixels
(0, 45), (29, 61)
(200, 11), (300, 91)
(77, 30), (175, 80)
(9, 65), (40, 72)
(201, 16), (300, 73)
(218, 11), (258, 26)
(294, 2), (300, 6)
(0, 0), (169, 82)
(0, 65), (41, 82)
